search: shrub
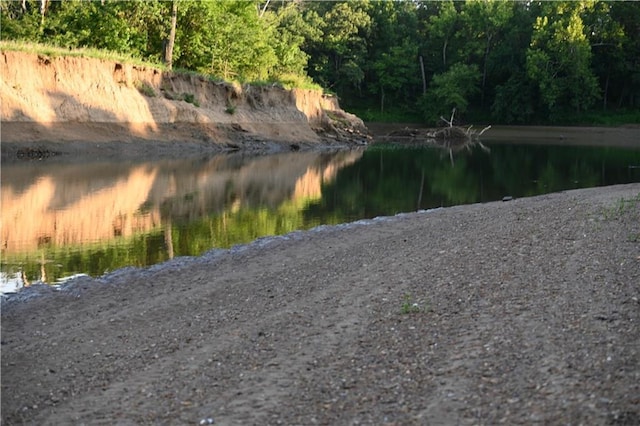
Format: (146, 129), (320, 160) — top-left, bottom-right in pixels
(134, 81), (156, 97)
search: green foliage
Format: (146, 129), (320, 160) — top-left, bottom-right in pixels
(526, 2), (600, 115)
(0, 40), (161, 68)
(304, 0), (372, 94)
(556, 110), (640, 126)
(0, 0), (313, 87)
(372, 38), (419, 113)
(264, 3), (317, 79)
(420, 63), (480, 124)
(174, 1), (276, 81)
(0, 1), (42, 41)
(134, 81), (156, 97)
(183, 93), (199, 107)
(273, 73), (323, 91)
(225, 101), (236, 115)
(348, 106), (422, 123)
(425, 0), (461, 70)
(492, 73), (536, 124)
(602, 193), (640, 220)
(400, 294), (428, 315)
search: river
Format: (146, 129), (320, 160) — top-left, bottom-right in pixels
(2, 126), (639, 292)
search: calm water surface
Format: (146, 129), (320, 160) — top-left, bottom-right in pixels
(2, 134), (640, 292)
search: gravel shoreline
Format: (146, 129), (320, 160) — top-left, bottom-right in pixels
(2, 184), (639, 425)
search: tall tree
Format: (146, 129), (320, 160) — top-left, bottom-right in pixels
(590, 1), (640, 109)
(164, 0), (178, 70)
(0, 0), (42, 41)
(304, 1), (372, 93)
(1, 0), (638, 123)
(526, 1), (600, 115)
(175, 1), (277, 81)
(357, 0), (420, 113)
(420, 62), (481, 124)
(263, 1), (321, 81)
(459, 0), (514, 106)
(425, 1), (460, 70)
(490, 1), (536, 123)
(372, 39), (418, 114)
(39, 0), (48, 27)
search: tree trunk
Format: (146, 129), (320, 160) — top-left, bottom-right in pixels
(164, 0), (178, 70)
(259, 0), (270, 18)
(419, 55), (427, 96)
(164, 219), (174, 260)
(417, 170), (425, 210)
(442, 38), (448, 67)
(380, 86), (385, 115)
(603, 71), (609, 110)
(481, 34), (492, 107)
(39, 0), (47, 27)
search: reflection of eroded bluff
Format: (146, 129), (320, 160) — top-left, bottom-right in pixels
(1, 151), (363, 253)
(0, 50), (369, 156)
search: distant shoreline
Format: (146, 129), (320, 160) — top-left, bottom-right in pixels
(3, 124), (638, 164)
(367, 123), (640, 148)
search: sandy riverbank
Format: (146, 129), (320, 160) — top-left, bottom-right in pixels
(2, 183), (639, 425)
(0, 51), (370, 163)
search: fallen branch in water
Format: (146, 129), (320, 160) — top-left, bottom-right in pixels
(377, 110), (491, 165)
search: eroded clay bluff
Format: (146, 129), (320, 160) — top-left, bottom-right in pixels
(0, 51), (370, 154)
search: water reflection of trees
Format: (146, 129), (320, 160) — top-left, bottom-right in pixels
(304, 144), (640, 223)
(3, 143), (639, 289)
(1, 150), (363, 286)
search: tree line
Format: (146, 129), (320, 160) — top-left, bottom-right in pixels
(2, 0), (639, 124)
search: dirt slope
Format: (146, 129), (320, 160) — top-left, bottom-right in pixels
(2, 183), (639, 425)
(0, 51), (369, 159)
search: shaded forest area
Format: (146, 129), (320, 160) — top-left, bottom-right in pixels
(2, 0), (639, 125)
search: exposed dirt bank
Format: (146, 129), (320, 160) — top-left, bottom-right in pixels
(0, 51), (369, 161)
(2, 184), (639, 425)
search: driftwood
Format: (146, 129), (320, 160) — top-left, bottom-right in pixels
(378, 109), (491, 165)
